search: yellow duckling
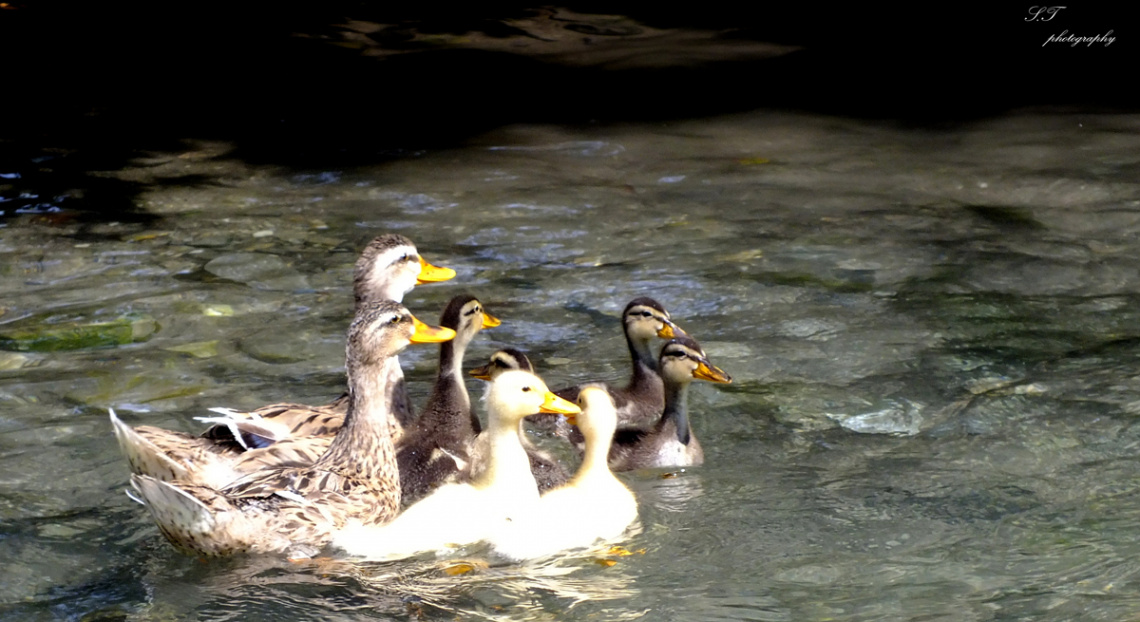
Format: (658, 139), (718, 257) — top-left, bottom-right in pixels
(331, 369), (580, 561)
(489, 386), (639, 561)
(467, 348), (571, 493)
(121, 301), (454, 557)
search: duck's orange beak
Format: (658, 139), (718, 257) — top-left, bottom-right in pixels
(416, 257), (456, 285)
(693, 359), (732, 383)
(468, 364), (492, 380)
(657, 320), (680, 339)
(410, 316), (456, 343)
(481, 311), (501, 329)
(538, 391), (581, 415)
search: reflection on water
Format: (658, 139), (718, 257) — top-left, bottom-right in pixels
(2, 108), (1140, 620)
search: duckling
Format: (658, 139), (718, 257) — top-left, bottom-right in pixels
(553, 297), (680, 430)
(467, 349), (572, 493)
(112, 235), (454, 489)
(332, 369), (580, 561)
(467, 347), (534, 381)
(489, 387), (638, 561)
(395, 295), (500, 504)
(607, 335), (732, 471)
(120, 301), (455, 557)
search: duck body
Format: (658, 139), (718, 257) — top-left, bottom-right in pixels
(332, 369), (580, 561)
(489, 387), (638, 561)
(607, 335), (732, 472)
(121, 301), (454, 557)
(395, 295), (499, 504)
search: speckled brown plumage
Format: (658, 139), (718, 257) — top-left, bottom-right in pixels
(124, 301), (454, 557)
(112, 235), (451, 491)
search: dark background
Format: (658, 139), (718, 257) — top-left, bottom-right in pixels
(1, 2), (1135, 225)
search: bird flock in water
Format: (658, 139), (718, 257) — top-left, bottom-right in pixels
(110, 233), (733, 562)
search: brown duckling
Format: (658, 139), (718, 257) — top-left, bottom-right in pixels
(395, 294), (500, 505)
(607, 335), (732, 471)
(552, 297), (680, 429)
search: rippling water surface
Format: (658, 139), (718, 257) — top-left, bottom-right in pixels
(3, 109), (1140, 621)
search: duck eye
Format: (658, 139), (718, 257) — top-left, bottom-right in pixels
(521, 386), (532, 392)
(389, 315), (401, 324)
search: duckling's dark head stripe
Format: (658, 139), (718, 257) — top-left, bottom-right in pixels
(624, 296), (669, 317)
(662, 334), (704, 358)
(492, 348), (534, 373)
(363, 233), (416, 255)
(440, 294), (479, 329)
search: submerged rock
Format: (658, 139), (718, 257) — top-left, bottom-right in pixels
(0, 313), (158, 352)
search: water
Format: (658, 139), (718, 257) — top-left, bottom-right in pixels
(3, 104), (1140, 621)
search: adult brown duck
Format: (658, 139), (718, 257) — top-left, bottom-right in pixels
(110, 234), (453, 489)
(120, 300), (454, 557)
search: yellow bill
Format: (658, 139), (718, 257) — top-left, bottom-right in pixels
(468, 364), (492, 380)
(411, 316), (457, 343)
(693, 359), (732, 383)
(416, 257), (456, 284)
(481, 311), (501, 329)
(538, 391), (581, 415)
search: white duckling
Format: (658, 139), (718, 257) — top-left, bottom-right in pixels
(489, 386), (639, 561)
(331, 369), (580, 560)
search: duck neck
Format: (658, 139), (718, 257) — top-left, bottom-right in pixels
(474, 416), (532, 491)
(421, 327), (478, 432)
(627, 330), (657, 372)
(348, 292), (413, 428)
(352, 278), (408, 309)
(626, 329), (662, 403)
(575, 428), (616, 486)
(385, 360), (415, 428)
(317, 356), (399, 490)
(659, 379), (694, 445)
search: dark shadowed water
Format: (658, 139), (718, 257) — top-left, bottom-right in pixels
(4, 106), (1140, 621)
